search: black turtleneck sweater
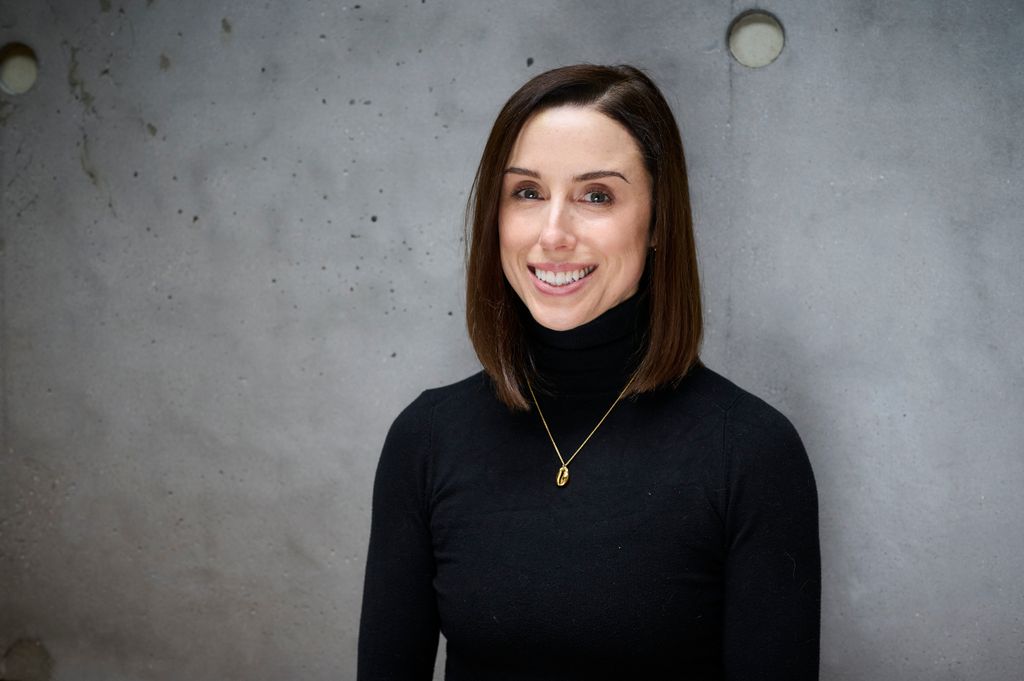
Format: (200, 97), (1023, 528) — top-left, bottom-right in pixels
(358, 295), (820, 680)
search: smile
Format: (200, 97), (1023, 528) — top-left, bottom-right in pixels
(530, 266), (596, 287)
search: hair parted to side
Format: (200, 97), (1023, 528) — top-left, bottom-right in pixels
(465, 64), (702, 410)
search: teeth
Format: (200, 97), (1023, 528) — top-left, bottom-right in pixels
(533, 266), (594, 286)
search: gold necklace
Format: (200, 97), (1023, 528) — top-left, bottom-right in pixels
(526, 375), (634, 487)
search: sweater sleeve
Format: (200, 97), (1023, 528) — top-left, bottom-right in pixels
(357, 395), (440, 681)
(721, 395), (821, 680)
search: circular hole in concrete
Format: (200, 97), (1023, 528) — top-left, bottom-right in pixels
(728, 10), (785, 68)
(0, 43), (39, 95)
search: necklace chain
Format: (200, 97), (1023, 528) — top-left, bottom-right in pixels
(526, 375), (634, 487)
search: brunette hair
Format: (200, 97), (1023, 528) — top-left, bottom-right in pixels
(465, 64), (702, 410)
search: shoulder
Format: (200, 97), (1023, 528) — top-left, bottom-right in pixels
(396, 371), (493, 420)
(679, 364), (801, 441)
(673, 365), (809, 485)
(387, 371), (494, 441)
(376, 371), (493, 498)
(416, 371), (494, 409)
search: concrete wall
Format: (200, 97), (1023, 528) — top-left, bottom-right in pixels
(1, 1), (1021, 679)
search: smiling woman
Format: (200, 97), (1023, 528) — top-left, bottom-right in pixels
(358, 65), (821, 680)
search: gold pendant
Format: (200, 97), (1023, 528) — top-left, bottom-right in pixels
(556, 465), (569, 487)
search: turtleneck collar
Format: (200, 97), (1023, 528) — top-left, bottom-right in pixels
(525, 291), (649, 397)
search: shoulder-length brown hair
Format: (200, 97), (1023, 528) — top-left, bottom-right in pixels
(466, 64), (702, 410)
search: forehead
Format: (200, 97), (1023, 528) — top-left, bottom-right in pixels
(507, 106), (645, 171)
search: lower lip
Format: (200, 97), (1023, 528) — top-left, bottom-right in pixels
(530, 269), (594, 296)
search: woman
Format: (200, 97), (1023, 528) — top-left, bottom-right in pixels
(359, 64), (820, 680)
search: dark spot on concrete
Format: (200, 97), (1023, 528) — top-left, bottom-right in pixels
(1, 638), (54, 681)
(447, 311), (453, 316)
(390, 352), (396, 357)
(146, 123), (158, 136)
(192, 215), (199, 223)
(527, 57), (534, 67)
(370, 215), (377, 222)
(0, 100), (15, 126)
(350, 233), (361, 238)
(79, 133), (101, 188)
(363, 100), (371, 105)
(66, 44), (97, 113)
(159, 53), (171, 70)
(222, 18), (233, 34)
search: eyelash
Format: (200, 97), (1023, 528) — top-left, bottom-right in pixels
(510, 186), (614, 204)
(512, 187), (542, 201)
(583, 190), (612, 204)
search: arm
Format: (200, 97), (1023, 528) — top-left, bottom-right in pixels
(358, 396), (440, 681)
(722, 396), (821, 680)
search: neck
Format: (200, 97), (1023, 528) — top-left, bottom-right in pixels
(525, 291), (648, 397)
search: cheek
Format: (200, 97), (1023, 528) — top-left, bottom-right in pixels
(498, 213), (528, 258)
(604, 214), (651, 284)
(610, 220), (651, 265)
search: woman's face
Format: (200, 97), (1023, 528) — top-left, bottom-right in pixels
(499, 105), (653, 331)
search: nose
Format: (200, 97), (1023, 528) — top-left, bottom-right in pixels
(537, 198), (576, 251)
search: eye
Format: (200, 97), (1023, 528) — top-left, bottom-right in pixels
(582, 190), (611, 204)
(513, 187), (542, 200)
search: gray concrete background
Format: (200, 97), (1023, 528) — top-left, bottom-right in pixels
(1, 0), (1022, 679)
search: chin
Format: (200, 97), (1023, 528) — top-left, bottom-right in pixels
(526, 304), (592, 331)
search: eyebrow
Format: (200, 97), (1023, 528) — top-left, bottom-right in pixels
(503, 167), (630, 184)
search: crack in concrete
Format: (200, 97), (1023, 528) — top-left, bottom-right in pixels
(6, 143), (32, 188)
(0, 100), (14, 126)
(14, 194), (38, 218)
(79, 130), (100, 188)
(76, 129), (118, 217)
(64, 42), (97, 115)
